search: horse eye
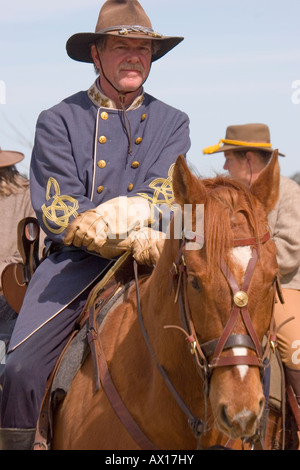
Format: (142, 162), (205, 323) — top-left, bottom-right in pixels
(190, 276), (201, 292)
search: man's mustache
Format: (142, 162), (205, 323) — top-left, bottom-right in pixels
(118, 63), (144, 73)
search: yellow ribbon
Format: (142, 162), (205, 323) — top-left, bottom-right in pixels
(203, 139), (272, 154)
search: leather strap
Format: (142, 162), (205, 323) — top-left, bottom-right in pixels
(287, 385), (300, 430)
(88, 300), (157, 450)
(34, 329), (78, 450)
(210, 249), (263, 369)
(87, 280), (120, 390)
(134, 262), (206, 438)
(201, 334), (256, 358)
(232, 230), (270, 247)
(190, 230), (271, 249)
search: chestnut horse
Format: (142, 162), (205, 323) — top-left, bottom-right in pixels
(51, 152), (280, 450)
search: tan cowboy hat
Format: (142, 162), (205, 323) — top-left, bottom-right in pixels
(66, 0), (183, 63)
(0, 148), (24, 168)
(203, 123), (285, 157)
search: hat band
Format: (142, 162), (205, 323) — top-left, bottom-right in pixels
(203, 139), (272, 155)
(96, 25), (163, 38)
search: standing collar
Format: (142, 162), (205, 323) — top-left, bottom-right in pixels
(87, 79), (144, 111)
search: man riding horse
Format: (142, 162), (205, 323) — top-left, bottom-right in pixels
(0, 0), (190, 450)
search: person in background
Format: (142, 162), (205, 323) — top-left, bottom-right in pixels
(203, 123), (300, 437)
(0, 147), (39, 324)
(0, 148), (35, 294)
(0, 147), (39, 372)
(0, 0), (190, 449)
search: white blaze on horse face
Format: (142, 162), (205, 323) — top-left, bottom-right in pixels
(230, 246), (252, 278)
(230, 246), (253, 381)
(232, 348), (248, 381)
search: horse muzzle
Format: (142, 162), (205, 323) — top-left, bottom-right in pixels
(214, 387), (265, 439)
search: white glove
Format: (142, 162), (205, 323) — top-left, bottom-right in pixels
(129, 227), (165, 266)
(94, 227), (165, 265)
(64, 196), (151, 253)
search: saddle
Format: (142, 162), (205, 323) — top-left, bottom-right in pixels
(33, 253), (153, 450)
(1, 217), (40, 313)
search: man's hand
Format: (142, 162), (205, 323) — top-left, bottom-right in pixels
(64, 196), (151, 253)
(64, 209), (107, 251)
(96, 227), (165, 265)
(129, 227), (165, 266)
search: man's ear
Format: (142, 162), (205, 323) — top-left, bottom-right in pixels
(245, 151), (254, 163)
(90, 44), (99, 69)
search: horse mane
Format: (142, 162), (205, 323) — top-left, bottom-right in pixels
(200, 175), (260, 277)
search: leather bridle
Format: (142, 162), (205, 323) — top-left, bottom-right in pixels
(167, 230), (275, 378)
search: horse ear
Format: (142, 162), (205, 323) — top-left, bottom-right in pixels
(173, 155), (205, 205)
(250, 150), (280, 212)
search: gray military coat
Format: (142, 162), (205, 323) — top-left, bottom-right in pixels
(9, 81), (191, 350)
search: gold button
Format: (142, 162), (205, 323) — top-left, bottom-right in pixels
(97, 185), (104, 193)
(135, 137), (143, 145)
(141, 114), (147, 121)
(99, 136), (107, 144)
(101, 112), (109, 120)
(98, 160), (106, 168)
(131, 161), (139, 169)
(233, 291), (248, 307)
(128, 183), (134, 191)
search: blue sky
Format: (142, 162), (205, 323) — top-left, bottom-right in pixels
(1, 0), (300, 178)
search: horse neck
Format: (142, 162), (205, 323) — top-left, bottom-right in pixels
(139, 237), (206, 426)
(141, 237), (189, 358)
(143, 235), (179, 308)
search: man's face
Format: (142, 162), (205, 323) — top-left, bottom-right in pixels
(96, 36), (152, 93)
(223, 151), (250, 185)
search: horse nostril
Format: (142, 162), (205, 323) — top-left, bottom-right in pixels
(220, 405), (232, 429)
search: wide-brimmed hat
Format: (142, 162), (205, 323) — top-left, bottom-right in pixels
(66, 0), (183, 63)
(0, 148), (24, 168)
(203, 123), (285, 157)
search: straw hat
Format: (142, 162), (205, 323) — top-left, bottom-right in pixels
(66, 0), (183, 63)
(0, 148), (24, 168)
(203, 123), (285, 157)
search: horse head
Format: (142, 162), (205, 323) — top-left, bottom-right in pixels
(170, 152), (280, 444)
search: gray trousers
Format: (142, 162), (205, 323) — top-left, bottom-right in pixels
(0, 290), (89, 429)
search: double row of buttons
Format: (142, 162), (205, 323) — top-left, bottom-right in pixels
(100, 111), (147, 122)
(96, 111), (144, 194)
(97, 160), (140, 169)
(97, 182), (134, 194)
(98, 136), (143, 145)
